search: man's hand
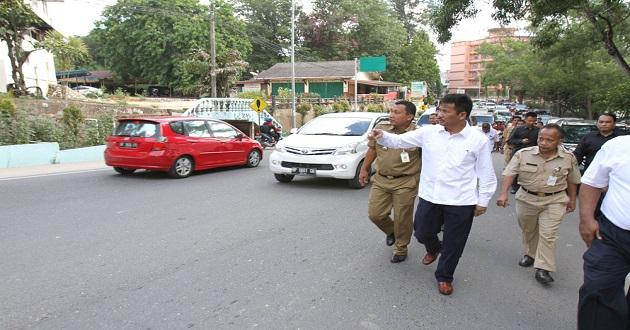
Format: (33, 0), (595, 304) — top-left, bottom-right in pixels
(359, 168), (370, 186)
(496, 194), (509, 207)
(579, 216), (602, 247)
(474, 205), (487, 217)
(566, 200), (576, 213)
(368, 129), (383, 141)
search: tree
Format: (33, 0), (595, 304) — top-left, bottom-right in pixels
(389, 0), (422, 42)
(39, 31), (90, 72)
(88, 0), (251, 92)
(0, 0), (44, 96)
(180, 49), (248, 97)
(428, 0), (630, 79)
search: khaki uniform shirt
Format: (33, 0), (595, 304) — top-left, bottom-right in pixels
(368, 123), (420, 188)
(503, 125), (515, 145)
(503, 146), (581, 204)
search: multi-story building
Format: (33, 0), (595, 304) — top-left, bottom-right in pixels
(447, 28), (528, 98)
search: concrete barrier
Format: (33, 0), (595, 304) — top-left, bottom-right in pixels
(55, 145), (106, 164)
(0, 143), (59, 168)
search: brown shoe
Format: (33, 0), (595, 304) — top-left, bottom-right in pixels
(422, 252), (439, 265)
(438, 282), (453, 295)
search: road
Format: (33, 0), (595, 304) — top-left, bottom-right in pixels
(0, 153), (585, 329)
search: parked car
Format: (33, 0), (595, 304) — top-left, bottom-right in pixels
(72, 85), (103, 96)
(494, 110), (513, 123)
(470, 113), (495, 127)
(104, 117), (263, 178)
(557, 120), (598, 152)
(269, 112), (389, 189)
(416, 107), (437, 127)
(534, 109), (553, 124)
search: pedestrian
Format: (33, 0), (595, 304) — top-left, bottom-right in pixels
(502, 116), (521, 165)
(480, 122), (499, 153)
(508, 111), (539, 193)
(359, 101), (421, 263)
(577, 135), (630, 329)
(573, 112), (619, 174)
(497, 124), (580, 285)
(429, 113), (439, 125)
(368, 94), (497, 295)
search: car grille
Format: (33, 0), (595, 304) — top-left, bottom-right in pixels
(285, 146), (336, 155)
(281, 162), (334, 171)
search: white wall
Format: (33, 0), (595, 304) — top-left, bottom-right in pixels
(0, 37), (57, 95)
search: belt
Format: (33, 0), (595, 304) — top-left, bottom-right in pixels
(379, 172), (409, 179)
(521, 187), (565, 197)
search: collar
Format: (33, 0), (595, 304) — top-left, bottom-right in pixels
(597, 131), (617, 138)
(531, 146), (567, 159)
(388, 122), (416, 133)
(438, 122), (471, 137)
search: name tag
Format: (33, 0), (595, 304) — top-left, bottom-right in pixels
(546, 176), (557, 186)
(400, 151), (410, 163)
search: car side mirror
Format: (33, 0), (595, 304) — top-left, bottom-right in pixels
(290, 128), (298, 134)
(235, 133), (244, 140)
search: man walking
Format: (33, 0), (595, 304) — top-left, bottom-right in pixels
(497, 124), (580, 285)
(577, 135), (630, 330)
(502, 116), (520, 165)
(369, 94), (497, 295)
(573, 112), (619, 174)
(480, 122), (499, 153)
(360, 101), (420, 263)
(508, 112), (539, 193)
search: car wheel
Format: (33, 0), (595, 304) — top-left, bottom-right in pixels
(169, 156), (194, 178)
(274, 173), (294, 183)
(348, 160), (365, 189)
(246, 149), (261, 168)
(113, 167), (136, 175)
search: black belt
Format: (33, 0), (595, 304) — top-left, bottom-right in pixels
(521, 187), (565, 197)
(379, 172), (409, 179)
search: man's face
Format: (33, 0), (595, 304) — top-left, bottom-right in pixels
(388, 104), (413, 127)
(429, 114), (438, 124)
(437, 103), (466, 128)
(482, 125), (490, 133)
(517, 120), (525, 126)
(524, 116), (537, 128)
(537, 128), (561, 153)
(597, 115), (615, 134)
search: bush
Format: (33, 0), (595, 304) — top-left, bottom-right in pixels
(63, 105), (84, 138)
(332, 100), (351, 112)
(366, 104), (386, 113)
(296, 103), (311, 117)
(0, 109), (31, 145)
(313, 104), (330, 117)
(238, 91), (264, 99)
(277, 87), (292, 99)
(30, 116), (64, 143)
(0, 94), (17, 118)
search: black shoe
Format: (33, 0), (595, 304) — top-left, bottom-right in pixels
(535, 268), (554, 285)
(518, 255), (534, 267)
(390, 254), (407, 263)
(510, 187), (518, 194)
(386, 233), (395, 246)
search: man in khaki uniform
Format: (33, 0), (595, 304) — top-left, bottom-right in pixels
(497, 123), (580, 285)
(502, 116), (520, 167)
(359, 100), (420, 263)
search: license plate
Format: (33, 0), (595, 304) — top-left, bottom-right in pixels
(120, 142), (137, 148)
(291, 167), (316, 175)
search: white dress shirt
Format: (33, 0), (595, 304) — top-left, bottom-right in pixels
(581, 136), (630, 230)
(377, 123), (497, 207)
(478, 127), (499, 152)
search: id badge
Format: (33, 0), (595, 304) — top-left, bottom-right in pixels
(400, 151), (410, 163)
(546, 176), (557, 186)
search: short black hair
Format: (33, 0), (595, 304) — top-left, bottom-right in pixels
(482, 123), (490, 129)
(511, 116), (521, 121)
(599, 112), (617, 122)
(524, 111), (537, 119)
(395, 100), (417, 116)
(541, 123), (565, 139)
(440, 94), (473, 119)
(429, 113), (437, 117)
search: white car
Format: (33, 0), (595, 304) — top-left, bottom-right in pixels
(72, 85), (103, 96)
(269, 112), (389, 188)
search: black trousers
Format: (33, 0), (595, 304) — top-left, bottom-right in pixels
(414, 198), (475, 283)
(578, 214), (630, 330)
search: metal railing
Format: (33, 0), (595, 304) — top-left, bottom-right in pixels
(184, 98), (282, 132)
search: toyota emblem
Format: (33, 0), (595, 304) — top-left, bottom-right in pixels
(301, 149), (308, 154)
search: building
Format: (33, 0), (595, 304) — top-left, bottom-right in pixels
(239, 60), (401, 99)
(0, 0), (58, 95)
(447, 28), (528, 97)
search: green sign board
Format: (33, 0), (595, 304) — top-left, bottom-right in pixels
(359, 56), (387, 72)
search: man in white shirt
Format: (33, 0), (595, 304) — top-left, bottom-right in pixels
(480, 123), (499, 153)
(369, 94), (497, 296)
(577, 135), (630, 329)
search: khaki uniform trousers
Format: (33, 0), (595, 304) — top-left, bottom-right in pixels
(515, 189), (568, 272)
(368, 174), (418, 256)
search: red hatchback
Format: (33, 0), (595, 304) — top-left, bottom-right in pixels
(104, 117), (263, 178)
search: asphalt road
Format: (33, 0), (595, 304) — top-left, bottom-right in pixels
(0, 153), (585, 329)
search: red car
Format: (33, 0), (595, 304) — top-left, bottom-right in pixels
(104, 117), (263, 178)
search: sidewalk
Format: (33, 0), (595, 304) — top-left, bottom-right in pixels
(0, 161), (109, 180)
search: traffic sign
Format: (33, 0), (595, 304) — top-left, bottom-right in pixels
(249, 97), (268, 113)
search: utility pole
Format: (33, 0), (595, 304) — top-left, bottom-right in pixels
(210, 0), (217, 98)
(291, 0), (296, 128)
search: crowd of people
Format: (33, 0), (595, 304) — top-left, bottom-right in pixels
(363, 94), (629, 329)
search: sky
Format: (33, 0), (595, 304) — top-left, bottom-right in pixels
(42, 0), (524, 72)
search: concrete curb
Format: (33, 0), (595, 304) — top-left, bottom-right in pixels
(0, 161), (109, 180)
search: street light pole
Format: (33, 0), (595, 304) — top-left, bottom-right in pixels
(291, 0), (296, 128)
(210, 0), (217, 98)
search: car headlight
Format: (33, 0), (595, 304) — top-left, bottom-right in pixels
(275, 142), (287, 153)
(333, 141), (364, 156)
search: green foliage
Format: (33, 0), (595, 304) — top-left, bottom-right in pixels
(0, 94), (17, 118)
(0, 109), (31, 145)
(296, 103), (311, 116)
(62, 106), (84, 138)
(29, 116), (64, 142)
(366, 104), (386, 112)
(39, 31), (90, 72)
(332, 100), (351, 112)
(312, 104), (330, 117)
(277, 87), (292, 98)
(238, 91), (263, 99)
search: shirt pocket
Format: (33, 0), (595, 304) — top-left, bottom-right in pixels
(518, 164), (539, 186)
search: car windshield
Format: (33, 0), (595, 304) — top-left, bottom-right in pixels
(471, 115), (493, 126)
(298, 117), (372, 136)
(417, 115), (431, 126)
(114, 120), (160, 138)
(563, 124), (598, 144)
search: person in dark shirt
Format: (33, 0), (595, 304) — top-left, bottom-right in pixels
(573, 112), (618, 174)
(507, 111), (539, 193)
